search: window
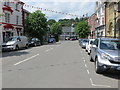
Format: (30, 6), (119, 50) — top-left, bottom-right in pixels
(4, 2), (9, 6)
(5, 13), (10, 23)
(118, 1), (120, 12)
(100, 40), (120, 50)
(93, 39), (99, 47)
(16, 3), (19, 10)
(17, 37), (21, 41)
(16, 16), (19, 25)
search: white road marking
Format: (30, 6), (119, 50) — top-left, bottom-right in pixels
(81, 52), (111, 88)
(14, 54), (39, 65)
(45, 48), (53, 52)
(92, 84), (111, 87)
(87, 69), (90, 74)
(83, 60), (86, 62)
(85, 64), (88, 68)
(90, 78), (94, 84)
(90, 78), (111, 87)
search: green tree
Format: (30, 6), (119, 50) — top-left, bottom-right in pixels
(50, 22), (62, 42)
(47, 19), (56, 26)
(75, 17), (79, 22)
(25, 10), (48, 44)
(75, 21), (90, 38)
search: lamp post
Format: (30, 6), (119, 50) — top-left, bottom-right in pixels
(114, 10), (117, 38)
(114, 2), (117, 38)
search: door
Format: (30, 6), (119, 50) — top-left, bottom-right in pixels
(91, 39), (98, 60)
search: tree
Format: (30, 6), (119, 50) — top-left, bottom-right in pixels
(50, 22), (62, 42)
(47, 19), (56, 26)
(75, 21), (90, 38)
(25, 10), (48, 44)
(75, 17), (79, 22)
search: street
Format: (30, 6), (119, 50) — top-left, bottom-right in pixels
(2, 41), (120, 88)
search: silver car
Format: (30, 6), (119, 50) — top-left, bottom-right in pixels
(81, 39), (88, 48)
(90, 38), (120, 74)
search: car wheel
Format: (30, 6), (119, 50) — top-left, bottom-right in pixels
(88, 50), (91, 55)
(90, 55), (94, 62)
(15, 45), (19, 51)
(95, 58), (103, 74)
(34, 43), (37, 47)
(25, 44), (28, 49)
(38, 43), (41, 46)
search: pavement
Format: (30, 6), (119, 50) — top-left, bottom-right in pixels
(2, 41), (120, 88)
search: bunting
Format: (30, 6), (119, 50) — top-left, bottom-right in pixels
(6, 1), (88, 18)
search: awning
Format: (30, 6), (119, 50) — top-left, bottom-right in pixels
(4, 24), (14, 29)
(3, 6), (13, 13)
(16, 27), (22, 31)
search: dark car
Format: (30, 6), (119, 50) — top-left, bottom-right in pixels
(48, 38), (56, 43)
(28, 38), (41, 47)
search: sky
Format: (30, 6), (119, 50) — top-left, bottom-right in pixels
(21, 0), (97, 21)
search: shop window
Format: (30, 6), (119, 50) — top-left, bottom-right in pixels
(5, 13), (10, 23)
(4, 2), (10, 6)
(16, 3), (19, 10)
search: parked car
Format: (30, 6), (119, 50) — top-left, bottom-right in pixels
(70, 37), (76, 41)
(86, 39), (95, 54)
(90, 38), (120, 74)
(48, 38), (56, 43)
(28, 38), (41, 47)
(65, 37), (70, 40)
(81, 39), (88, 48)
(2, 36), (29, 51)
(78, 38), (83, 46)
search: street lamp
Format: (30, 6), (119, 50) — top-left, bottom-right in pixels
(114, 10), (117, 38)
(114, 2), (117, 38)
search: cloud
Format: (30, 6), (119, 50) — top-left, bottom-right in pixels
(23, 1), (96, 21)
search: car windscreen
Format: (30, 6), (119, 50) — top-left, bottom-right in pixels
(5, 37), (17, 42)
(31, 38), (36, 41)
(82, 39), (88, 42)
(100, 40), (120, 50)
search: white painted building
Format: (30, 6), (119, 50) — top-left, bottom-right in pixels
(95, 0), (106, 37)
(0, 0), (24, 43)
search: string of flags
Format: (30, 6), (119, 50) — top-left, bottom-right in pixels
(3, 0), (88, 18)
(23, 4), (81, 18)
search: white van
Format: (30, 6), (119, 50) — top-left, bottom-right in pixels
(2, 36), (29, 51)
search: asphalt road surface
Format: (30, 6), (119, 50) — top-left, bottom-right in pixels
(2, 41), (120, 88)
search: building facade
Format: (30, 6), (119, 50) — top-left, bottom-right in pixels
(0, 1), (24, 43)
(105, 0), (120, 38)
(23, 9), (30, 35)
(60, 26), (77, 40)
(88, 13), (98, 39)
(95, 1), (106, 38)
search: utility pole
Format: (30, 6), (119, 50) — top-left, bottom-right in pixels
(114, 10), (117, 38)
